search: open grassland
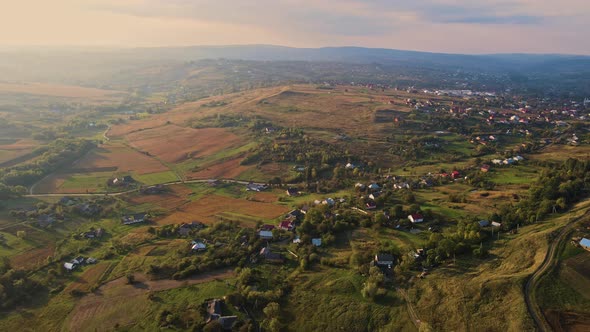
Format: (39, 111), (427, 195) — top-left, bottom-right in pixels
(106, 84), (456, 170)
(187, 157), (252, 179)
(530, 145), (590, 161)
(537, 243), (590, 331)
(157, 194), (289, 226)
(0, 82), (124, 100)
(34, 172), (113, 194)
(410, 199), (590, 331)
(286, 267), (415, 331)
(414, 182), (518, 220)
(64, 270), (235, 332)
(33, 143), (176, 193)
(64, 262), (112, 293)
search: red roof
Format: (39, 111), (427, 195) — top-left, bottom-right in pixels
(260, 224), (275, 231)
(279, 220), (293, 230)
(410, 214), (423, 220)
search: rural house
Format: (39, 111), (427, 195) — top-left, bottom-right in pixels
(286, 187), (300, 196)
(260, 247), (284, 263)
(206, 299), (238, 330)
(279, 220), (294, 231)
(408, 214), (424, 223)
(122, 213), (148, 225)
(82, 228), (104, 239)
(374, 253), (395, 268)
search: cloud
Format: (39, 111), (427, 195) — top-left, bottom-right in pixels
(0, 0), (588, 54)
(437, 14), (542, 24)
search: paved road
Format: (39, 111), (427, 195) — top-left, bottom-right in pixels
(25, 178), (266, 197)
(523, 210), (590, 332)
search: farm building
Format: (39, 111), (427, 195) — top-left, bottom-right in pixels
(258, 230), (273, 240)
(122, 213), (148, 225)
(191, 240), (207, 251)
(478, 220), (490, 227)
(580, 238), (590, 251)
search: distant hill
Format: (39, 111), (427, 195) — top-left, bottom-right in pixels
(0, 45), (589, 96)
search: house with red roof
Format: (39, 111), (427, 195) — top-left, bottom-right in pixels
(408, 214), (424, 223)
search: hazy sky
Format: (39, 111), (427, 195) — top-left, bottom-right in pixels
(1, 0), (589, 54)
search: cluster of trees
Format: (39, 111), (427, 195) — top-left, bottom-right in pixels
(0, 257), (44, 310)
(494, 158), (590, 229)
(146, 222), (260, 280)
(296, 205), (365, 246)
(241, 128), (348, 168)
(422, 219), (487, 265)
(0, 139), (95, 187)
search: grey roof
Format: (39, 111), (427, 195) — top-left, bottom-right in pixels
(218, 316), (238, 330)
(376, 253), (395, 262)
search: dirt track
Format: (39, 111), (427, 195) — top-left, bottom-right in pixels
(524, 210), (590, 332)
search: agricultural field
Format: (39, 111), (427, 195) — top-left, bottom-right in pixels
(125, 125), (244, 164)
(1, 79), (589, 332)
(0, 82), (124, 100)
(157, 194), (290, 226)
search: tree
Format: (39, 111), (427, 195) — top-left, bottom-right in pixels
(126, 273), (135, 284)
(263, 302), (281, 318)
(16, 230), (26, 240)
(203, 321), (223, 332)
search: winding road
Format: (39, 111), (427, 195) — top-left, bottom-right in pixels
(523, 210), (589, 332)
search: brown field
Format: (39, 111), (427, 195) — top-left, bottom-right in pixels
(531, 145), (590, 161)
(127, 185), (192, 210)
(64, 262), (111, 293)
(0, 139), (39, 165)
(186, 157), (252, 179)
(9, 244), (54, 270)
(125, 125), (243, 163)
(251, 191), (279, 203)
(75, 144), (170, 175)
(33, 174), (70, 193)
(157, 194), (289, 225)
(0, 139), (38, 150)
(0, 82), (124, 99)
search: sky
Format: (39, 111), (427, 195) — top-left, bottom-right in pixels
(0, 0), (589, 55)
